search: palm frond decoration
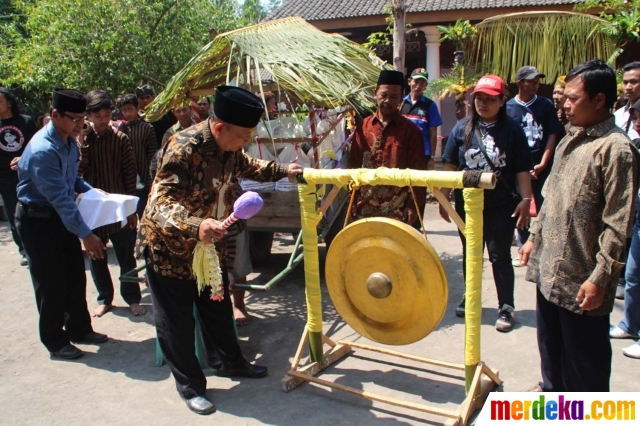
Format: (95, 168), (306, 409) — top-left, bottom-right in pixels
(471, 11), (617, 84)
(425, 64), (482, 101)
(145, 17), (388, 121)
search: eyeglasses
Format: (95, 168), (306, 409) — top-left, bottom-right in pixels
(61, 112), (85, 123)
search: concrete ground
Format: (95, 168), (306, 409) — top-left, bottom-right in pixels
(0, 204), (638, 426)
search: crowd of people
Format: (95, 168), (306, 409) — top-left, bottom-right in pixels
(0, 57), (639, 414)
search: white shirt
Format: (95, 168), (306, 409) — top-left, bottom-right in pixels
(614, 104), (640, 140)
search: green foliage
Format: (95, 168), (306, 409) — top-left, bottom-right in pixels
(0, 0), (269, 111)
(436, 19), (478, 52)
(577, 0), (640, 48)
(363, 3), (410, 51)
(425, 63), (482, 101)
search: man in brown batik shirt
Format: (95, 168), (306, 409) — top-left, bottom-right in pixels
(520, 60), (638, 392)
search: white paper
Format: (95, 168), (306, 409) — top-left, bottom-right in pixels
(76, 189), (139, 230)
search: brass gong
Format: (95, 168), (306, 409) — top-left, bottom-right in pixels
(325, 217), (448, 345)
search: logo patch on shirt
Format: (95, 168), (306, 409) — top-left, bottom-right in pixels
(0, 125), (25, 152)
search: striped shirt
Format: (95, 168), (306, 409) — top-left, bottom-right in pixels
(78, 127), (138, 237)
(122, 118), (156, 189)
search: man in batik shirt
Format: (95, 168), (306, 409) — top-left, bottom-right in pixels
(136, 85), (303, 415)
(348, 70), (427, 227)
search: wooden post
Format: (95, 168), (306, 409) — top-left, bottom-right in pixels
(391, 0), (406, 72)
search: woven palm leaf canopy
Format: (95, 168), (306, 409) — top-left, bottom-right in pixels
(145, 17), (387, 121)
(472, 11), (617, 84)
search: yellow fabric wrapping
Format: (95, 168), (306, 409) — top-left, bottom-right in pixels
(302, 168), (464, 190)
(463, 188), (484, 392)
(298, 183), (324, 362)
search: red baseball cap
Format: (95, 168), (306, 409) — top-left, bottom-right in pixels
(472, 75), (506, 96)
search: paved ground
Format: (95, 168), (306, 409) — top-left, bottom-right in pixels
(0, 204), (637, 426)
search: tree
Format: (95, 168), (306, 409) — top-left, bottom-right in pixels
(0, 0), (259, 111)
(391, 0), (406, 71)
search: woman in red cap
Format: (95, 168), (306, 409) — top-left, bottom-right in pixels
(439, 75), (533, 332)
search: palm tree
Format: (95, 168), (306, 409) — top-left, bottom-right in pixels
(425, 62), (483, 120)
(471, 11), (617, 83)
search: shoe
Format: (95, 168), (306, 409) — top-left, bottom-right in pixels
(455, 296), (465, 318)
(216, 362), (268, 378)
(495, 305), (515, 332)
(609, 325), (633, 339)
(72, 331), (108, 344)
(20, 255), (28, 266)
(616, 283), (625, 300)
(512, 259), (524, 267)
(184, 395), (216, 415)
(50, 343), (83, 360)
(622, 343), (640, 359)
(207, 359), (222, 370)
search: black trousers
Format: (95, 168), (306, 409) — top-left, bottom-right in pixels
(89, 226), (140, 306)
(0, 175), (23, 252)
(536, 288), (611, 392)
(517, 165), (550, 244)
(455, 190), (517, 309)
(16, 205), (93, 352)
(147, 263), (245, 399)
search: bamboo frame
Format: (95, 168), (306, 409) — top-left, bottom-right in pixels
(286, 169), (500, 425)
(282, 331), (501, 425)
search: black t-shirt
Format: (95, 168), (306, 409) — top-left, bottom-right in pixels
(150, 111), (177, 148)
(0, 114), (37, 179)
(506, 95), (564, 164)
(442, 117), (533, 208)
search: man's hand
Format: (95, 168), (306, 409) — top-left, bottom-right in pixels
(10, 157), (20, 171)
(576, 280), (605, 311)
(287, 163), (304, 183)
(83, 234), (106, 260)
(127, 213), (138, 230)
(439, 203), (451, 223)
(532, 163), (547, 179)
(518, 240), (534, 266)
(427, 157), (436, 171)
(512, 199), (531, 229)
(198, 218), (227, 244)
(403, 205), (417, 225)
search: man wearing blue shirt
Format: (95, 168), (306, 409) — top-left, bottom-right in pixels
(16, 89), (108, 360)
(401, 68), (443, 171)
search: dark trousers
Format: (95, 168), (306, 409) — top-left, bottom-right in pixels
(147, 263), (245, 399)
(89, 226), (140, 306)
(16, 206), (93, 352)
(0, 175), (23, 252)
(455, 190), (517, 309)
(536, 288), (611, 392)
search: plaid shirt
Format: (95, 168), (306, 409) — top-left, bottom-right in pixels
(526, 117), (638, 316)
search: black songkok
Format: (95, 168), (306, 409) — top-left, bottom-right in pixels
(214, 86), (264, 128)
(52, 89), (86, 113)
(377, 70), (405, 86)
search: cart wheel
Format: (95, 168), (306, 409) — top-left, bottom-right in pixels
(324, 203), (347, 250)
(249, 231), (274, 265)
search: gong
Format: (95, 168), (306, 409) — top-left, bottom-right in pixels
(325, 217), (448, 345)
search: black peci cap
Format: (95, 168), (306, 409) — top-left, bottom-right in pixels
(214, 85), (264, 128)
(52, 88), (86, 113)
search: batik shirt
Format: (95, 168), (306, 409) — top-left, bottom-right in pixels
(526, 117), (638, 316)
(135, 119), (288, 280)
(348, 111), (426, 221)
(78, 127), (138, 237)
